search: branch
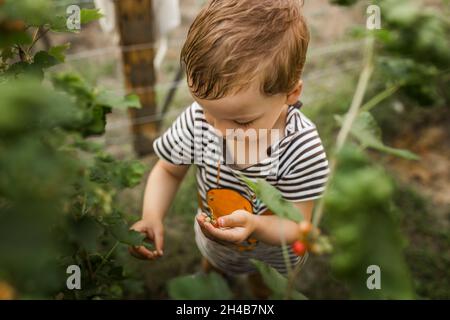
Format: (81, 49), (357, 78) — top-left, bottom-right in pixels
(360, 84), (400, 113)
(28, 27), (49, 53)
(93, 241), (119, 276)
(335, 37), (374, 151)
(312, 36), (375, 228)
(285, 254), (307, 300)
(279, 222), (293, 275)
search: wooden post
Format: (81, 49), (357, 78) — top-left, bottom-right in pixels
(115, 0), (158, 156)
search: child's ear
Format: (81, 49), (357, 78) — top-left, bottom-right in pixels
(286, 80), (303, 105)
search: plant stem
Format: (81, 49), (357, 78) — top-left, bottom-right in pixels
(28, 27), (49, 53)
(83, 249), (95, 281)
(30, 27), (41, 49)
(93, 241), (119, 275)
(360, 84), (399, 113)
(335, 37), (374, 151)
(279, 222), (292, 275)
(312, 36), (375, 228)
(285, 254), (307, 299)
(17, 45), (27, 62)
(81, 192), (87, 215)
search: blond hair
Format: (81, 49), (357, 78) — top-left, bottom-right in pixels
(181, 0), (310, 100)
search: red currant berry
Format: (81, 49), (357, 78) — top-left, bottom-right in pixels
(291, 240), (307, 256)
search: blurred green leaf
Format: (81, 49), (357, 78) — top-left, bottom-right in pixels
(251, 259), (307, 300)
(104, 213), (149, 247)
(168, 272), (232, 300)
(241, 176), (303, 222)
(0, 77), (77, 134)
(67, 215), (103, 252)
(324, 146), (415, 299)
(51, 72), (94, 101)
(95, 91), (141, 110)
(118, 160), (146, 188)
(33, 50), (58, 68)
(80, 9), (103, 25)
(48, 43), (70, 63)
(336, 112), (420, 160)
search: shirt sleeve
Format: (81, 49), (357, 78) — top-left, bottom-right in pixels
(153, 103), (196, 165)
(276, 125), (330, 202)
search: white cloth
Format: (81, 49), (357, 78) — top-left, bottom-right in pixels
(94, 0), (181, 68)
(94, 0), (180, 38)
(153, 0), (181, 37)
(94, 0), (116, 33)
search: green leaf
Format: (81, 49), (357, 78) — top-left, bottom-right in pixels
(4, 51), (59, 79)
(168, 272), (232, 300)
(33, 50), (58, 69)
(372, 144), (421, 160)
(240, 176), (303, 222)
(1, 47), (15, 61)
(0, 76), (77, 133)
(324, 146), (415, 299)
(95, 91), (141, 110)
(48, 43), (70, 63)
(119, 161), (146, 188)
(337, 112), (420, 160)
(51, 72), (94, 102)
(67, 215), (103, 252)
(72, 138), (103, 153)
(49, 15), (71, 33)
(104, 214), (146, 247)
(383, 0), (421, 28)
(251, 259), (307, 300)
(80, 9), (103, 25)
(51, 73), (115, 136)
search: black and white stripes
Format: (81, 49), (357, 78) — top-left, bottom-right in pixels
(153, 101), (330, 275)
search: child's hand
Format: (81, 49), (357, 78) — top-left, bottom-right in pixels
(196, 210), (256, 244)
(196, 212), (222, 242)
(128, 218), (164, 260)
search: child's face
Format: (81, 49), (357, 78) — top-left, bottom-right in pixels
(191, 80), (302, 138)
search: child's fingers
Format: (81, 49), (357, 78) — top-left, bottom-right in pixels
(218, 211), (246, 228)
(205, 222), (247, 243)
(196, 213), (206, 226)
(128, 245), (155, 260)
(153, 229), (164, 256)
(197, 217), (219, 241)
(203, 221), (234, 242)
(197, 211), (207, 219)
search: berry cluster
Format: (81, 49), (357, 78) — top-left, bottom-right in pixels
(205, 215), (219, 227)
(291, 221), (332, 256)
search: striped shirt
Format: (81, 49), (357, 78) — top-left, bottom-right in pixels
(153, 101), (330, 275)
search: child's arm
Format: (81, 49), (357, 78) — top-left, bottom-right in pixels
(251, 201), (314, 245)
(198, 200), (314, 246)
(129, 160), (190, 260)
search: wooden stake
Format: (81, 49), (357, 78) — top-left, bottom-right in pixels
(115, 0), (158, 156)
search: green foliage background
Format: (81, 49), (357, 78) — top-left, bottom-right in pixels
(0, 0), (448, 300)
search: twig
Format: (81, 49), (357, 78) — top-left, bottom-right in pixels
(312, 36), (375, 228)
(279, 221), (293, 275)
(335, 37), (374, 151)
(285, 254), (307, 299)
(360, 84), (400, 113)
(17, 45), (27, 62)
(93, 241), (119, 276)
(83, 249), (95, 281)
(28, 27), (49, 53)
